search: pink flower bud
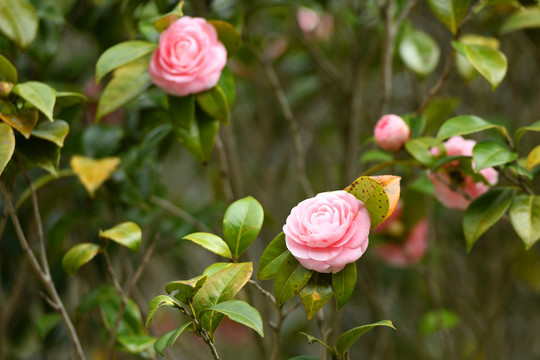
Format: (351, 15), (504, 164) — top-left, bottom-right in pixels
(374, 114), (411, 151)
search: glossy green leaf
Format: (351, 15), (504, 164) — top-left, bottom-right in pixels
(209, 20), (241, 57)
(169, 94), (195, 131)
(258, 232), (289, 280)
(201, 300), (264, 337)
(31, 120), (69, 147)
(472, 141), (518, 171)
(165, 275), (208, 304)
(332, 262), (356, 310)
(174, 111), (220, 164)
(463, 187), (516, 252)
(145, 295), (180, 330)
(117, 334), (155, 354)
(95, 41), (157, 84)
(193, 262), (253, 334)
(526, 145), (540, 170)
(218, 66), (236, 106)
(345, 176), (390, 228)
(196, 85), (229, 124)
(452, 41), (507, 90)
(183, 232), (232, 259)
(509, 195), (540, 249)
(299, 332), (335, 355)
(501, 6), (540, 33)
(0, 0), (38, 48)
(16, 136), (60, 176)
(203, 262), (233, 276)
(299, 273), (333, 320)
(336, 320), (396, 357)
(399, 25), (440, 76)
(223, 196), (264, 261)
(0, 122), (14, 175)
(55, 91), (87, 107)
(0, 54), (16, 83)
(274, 253), (313, 308)
(437, 115), (501, 140)
(515, 120), (540, 147)
(99, 222), (142, 253)
(404, 137), (443, 166)
(418, 309), (460, 335)
(13, 81), (56, 122)
(62, 243), (101, 276)
(359, 150), (393, 163)
(427, 0), (470, 34)
(96, 63), (152, 122)
(154, 322), (193, 357)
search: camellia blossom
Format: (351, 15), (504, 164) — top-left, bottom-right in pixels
(429, 136), (498, 209)
(374, 114), (411, 151)
(375, 219), (428, 268)
(149, 17), (227, 97)
(283, 190), (370, 273)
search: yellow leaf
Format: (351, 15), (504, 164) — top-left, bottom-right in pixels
(0, 108), (38, 138)
(526, 145), (540, 170)
(70, 155), (120, 197)
(370, 175), (401, 220)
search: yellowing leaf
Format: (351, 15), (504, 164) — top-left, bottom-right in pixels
(526, 145), (540, 170)
(70, 155), (120, 196)
(0, 107), (38, 138)
(370, 176), (401, 220)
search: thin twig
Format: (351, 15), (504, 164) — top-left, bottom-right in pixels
(377, 0), (397, 118)
(415, 54), (454, 116)
(248, 279), (276, 306)
(150, 195), (213, 233)
(434, 172), (474, 201)
(103, 251), (125, 296)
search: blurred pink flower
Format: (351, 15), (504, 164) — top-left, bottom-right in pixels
(375, 219), (428, 267)
(296, 7), (334, 40)
(374, 114), (411, 151)
(283, 190), (370, 273)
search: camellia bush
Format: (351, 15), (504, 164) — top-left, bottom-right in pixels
(1, 0), (540, 359)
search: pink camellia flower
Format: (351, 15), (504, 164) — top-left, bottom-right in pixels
(374, 114), (411, 151)
(297, 7), (321, 33)
(283, 190), (370, 273)
(149, 17), (227, 97)
(375, 219), (428, 268)
(429, 136), (498, 209)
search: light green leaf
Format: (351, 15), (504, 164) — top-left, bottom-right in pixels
(299, 332), (335, 355)
(418, 309), (461, 335)
(169, 94), (195, 131)
(515, 120), (540, 147)
(31, 120), (69, 147)
(475, 0), (523, 14)
(223, 196), (264, 261)
(96, 41), (157, 84)
(404, 137), (443, 166)
(345, 176), (390, 228)
(437, 115), (502, 140)
(62, 243), (101, 276)
(183, 232), (232, 259)
(257, 232), (289, 280)
(154, 322), (193, 357)
(0, 54), (16, 83)
(203, 262), (233, 276)
(196, 85), (229, 125)
(472, 141), (518, 171)
(455, 34), (500, 82)
(336, 320), (396, 357)
(99, 221), (142, 253)
(526, 145), (540, 170)
(509, 195), (540, 249)
(274, 253), (313, 308)
(427, 0), (470, 34)
(0, 0), (38, 48)
(13, 81), (56, 122)
(117, 334), (155, 354)
(218, 66), (236, 106)
(399, 24), (440, 76)
(501, 6), (540, 33)
(463, 187), (516, 252)
(299, 273), (333, 320)
(165, 275), (208, 304)
(208, 20), (241, 57)
(201, 300), (264, 337)
(0, 122), (14, 175)
(452, 41), (507, 90)
(145, 295), (180, 330)
(332, 262), (356, 310)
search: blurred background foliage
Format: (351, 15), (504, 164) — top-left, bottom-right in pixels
(1, 0), (540, 359)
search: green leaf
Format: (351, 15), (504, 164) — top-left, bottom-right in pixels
(0, 54), (16, 83)
(515, 120), (540, 147)
(223, 196), (264, 261)
(452, 41), (507, 90)
(0, 122), (14, 175)
(399, 24), (440, 76)
(169, 94), (195, 131)
(299, 332), (335, 355)
(437, 115), (502, 140)
(13, 81), (56, 122)
(208, 20), (241, 57)
(154, 322), (193, 357)
(257, 232), (289, 280)
(182, 232), (232, 259)
(509, 195), (540, 249)
(16, 136), (60, 176)
(0, 0), (38, 48)
(501, 6), (540, 34)
(31, 120), (69, 147)
(359, 150), (393, 163)
(0, 102), (38, 138)
(527, 145), (540, 170)
(99, 221), (142, 253)
(145, 295), (180, 330)
(95, 41), (157, 84)
(173, 111), (220, 164)
(288, 357), (322, 360)
(332, 262), (356, 310)
(404, 137), (442, 166)
(201, 300), (264, 337)
(62, 243), (101, 276)
(345, 176), (390, 228)
(217, 66), (236, 106)
(274, 253), (313, 308)
(299, 273), (333, 320)
(472, 141), (518, 171)
(418, 309), (461, 335)
(37, 313), (61, 339)
(336, 320), (396, 357)
(203, 262), (234, 276)
(427, 0), (470, 34)
(196, 86), (229, 125)
(463, 187), (516, 252)
(475, 0), (523, 14)
(96, 63), (152, 122)
(117, 334), (155, 354)
(153, 14), (180, 33)
(165, 275), (208, 304)
(55, 91), (87, 107)
(193, 262), (253, 334)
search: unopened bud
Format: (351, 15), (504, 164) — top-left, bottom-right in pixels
(374, 114), (411, 151)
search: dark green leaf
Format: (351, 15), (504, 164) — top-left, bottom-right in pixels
(62, 243), (101, 276)
(37, 313), (61, 339)
(208, 20), (241, 57)
(437, 115), (502, 140)
(299, 332), (335, 355)
(299, 273), (333, 320)
(31, 120), (69, 147)
(183, 232), (232, 259)
(223, 196), (264, 261)
(55, 91), (87, 107)
(173, 111), (220, 164)
(423, 97), (459, 134)
(145, 295), (180, 330)
(501, 6), (540, 33)
(96, 41), (157, 84)
(345, 176), (390, 228)
(154, 322), (194, 357)
(472, 141), (517, 170)
(0, 0), (38, 48)
(218, 66), (236, 106)
(332, 262), (356, 310)
(0, 54), (16, 83)
(463, 187), (516, 252)
(288, 357), (322, 360)
(201, 300), (264, 337)
(426, 0), (470, 34)
(274, 253), (313, 308)
(99, 222), (142, 253)
(196, 86), (229, 124)
(515, 120), (540, 147)
(16, 136), (60, 176)
(418, 309), (461, 335)
(509, 195), (540, 249)
(13, 81), (56, 122)
(0, 122), (14, 175)
(258, 232), (289, 280)
(336, 320), (396, 357)
(399, 24), (440, 76)
(169, 94), (195, 131)
(165, 275), (208, 304)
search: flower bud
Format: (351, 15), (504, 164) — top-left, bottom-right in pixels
(374, 114), (411, 151)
